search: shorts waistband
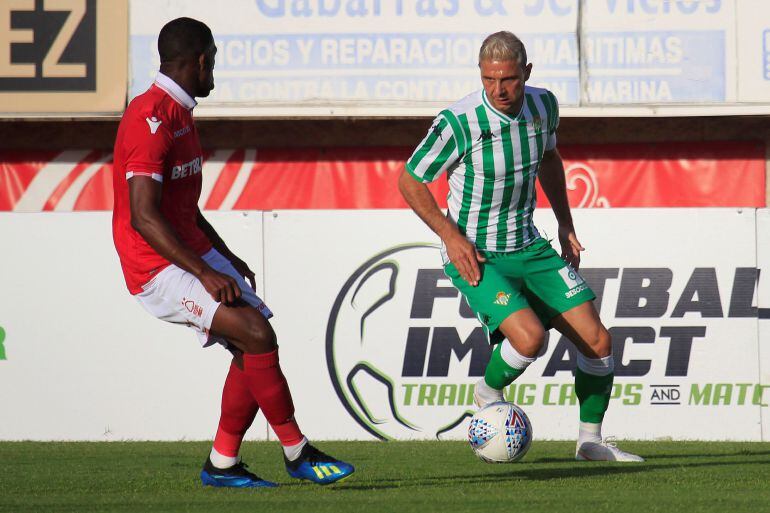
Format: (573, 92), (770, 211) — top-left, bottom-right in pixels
(478, 237), (549, 259)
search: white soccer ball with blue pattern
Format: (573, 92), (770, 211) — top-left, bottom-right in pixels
(468, 401), (533, 463)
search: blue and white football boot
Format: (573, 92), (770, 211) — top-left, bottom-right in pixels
(284, 444), (354, 485)
(200, 458), (279, 488)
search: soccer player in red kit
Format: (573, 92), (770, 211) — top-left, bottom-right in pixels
(112, 17), (354, 487)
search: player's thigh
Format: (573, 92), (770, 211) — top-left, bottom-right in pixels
(444, 260), (528, 345)
(204, 249), (276, 353)
(136, 250), (276, 350)
(520, 239), (596, 329)
(209, 299), (277, 354)
(135, 263), (222, 346)
(551, 301), (611, 358)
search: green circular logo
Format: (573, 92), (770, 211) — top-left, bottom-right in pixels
(325, 244), (485, 440)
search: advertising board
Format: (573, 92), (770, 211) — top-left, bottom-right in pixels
(0, 0), (128, 114)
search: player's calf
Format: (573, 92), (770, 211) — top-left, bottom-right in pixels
(475, 339), (537, 408)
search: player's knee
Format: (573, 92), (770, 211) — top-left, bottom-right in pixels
(514, 326), (545, 358)
(241, 316), (277, 354)
(598, 326), (612, 357)
(591, 326), (612, 358)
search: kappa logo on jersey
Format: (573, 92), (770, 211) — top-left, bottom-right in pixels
(493, 291), (511, 306)
(477, 129), (494, 141)
(146, 116), (162, 134)
(171, 156), (202, 180)
(431, 123), (444, 140)
(558, 266), (587, 298)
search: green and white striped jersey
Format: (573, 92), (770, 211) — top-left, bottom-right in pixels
(406, 86), (559, 257)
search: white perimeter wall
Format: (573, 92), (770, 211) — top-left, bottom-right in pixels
(0, 209), (768, 441)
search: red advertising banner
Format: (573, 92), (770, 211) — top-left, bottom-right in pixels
(0, 142), (764, 211)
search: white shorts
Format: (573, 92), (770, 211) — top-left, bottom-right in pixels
(136, 248), (273, 347)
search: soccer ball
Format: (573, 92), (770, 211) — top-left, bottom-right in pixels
(467, 402), (533, 463)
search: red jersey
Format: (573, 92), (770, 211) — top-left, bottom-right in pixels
(112, 73), (212, 294)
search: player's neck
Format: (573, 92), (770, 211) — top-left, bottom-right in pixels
(159, 65), (198, 100)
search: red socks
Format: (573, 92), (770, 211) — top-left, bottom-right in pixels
(212, 362), (259, 457)
(213, 350), (305, 455)
(242, 350), (304, 447)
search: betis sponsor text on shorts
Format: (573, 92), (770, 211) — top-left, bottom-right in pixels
(444, 238), (596, 344)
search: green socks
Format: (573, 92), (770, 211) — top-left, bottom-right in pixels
(575, 368), (614, 423)
(484, 342), (527, 389)
(483, 343), (615, 425)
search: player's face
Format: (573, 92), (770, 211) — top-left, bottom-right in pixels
(480, 59), (532, 115)
(196, 42), (217, 97)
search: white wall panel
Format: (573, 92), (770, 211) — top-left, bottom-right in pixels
(0, 212), (267, 441)
(1, 209), (767, 440)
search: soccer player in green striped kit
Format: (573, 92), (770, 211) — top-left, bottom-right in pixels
(399, 31), (642, 462)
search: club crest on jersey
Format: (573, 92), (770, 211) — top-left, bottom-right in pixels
(493, 291), (511, 306)
(146, 116), (162, 134)
(531, 116), (543, 132)
(182, 297), (203, 317)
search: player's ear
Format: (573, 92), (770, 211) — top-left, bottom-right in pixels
(523, 63), (532, 82)
(198, 53), (206, 72)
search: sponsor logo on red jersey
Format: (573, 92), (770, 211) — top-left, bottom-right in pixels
(171, 157), (202, 180)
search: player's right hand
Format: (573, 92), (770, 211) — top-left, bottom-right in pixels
(198, 267), (242, 304)
(444, 231), (485, 286)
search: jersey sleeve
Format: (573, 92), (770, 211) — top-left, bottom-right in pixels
(405, 112), (461, 183)
(545, 91), (559, 151)
(122, 112), (173, 182)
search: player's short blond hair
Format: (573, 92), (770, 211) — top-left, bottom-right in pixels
(478, 31), (528, 66)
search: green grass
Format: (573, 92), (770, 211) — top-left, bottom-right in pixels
(1, 441), (768, 513)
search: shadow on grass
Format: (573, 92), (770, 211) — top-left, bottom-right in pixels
(332, 458), (770, 491)
(622, 450), (770, 460)
(535, 449), (770, 464)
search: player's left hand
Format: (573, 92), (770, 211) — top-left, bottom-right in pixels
(558, 225), (585, 270)
(230, 256), (257, 291)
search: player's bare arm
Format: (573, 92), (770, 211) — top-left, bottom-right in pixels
(398, 169), (485, 286)
(538, 148), (584, 269)
(128, 176), (242, 303)
(196, 209), (257, 291)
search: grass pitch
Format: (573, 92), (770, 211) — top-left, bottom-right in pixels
(1, 441), (768, 513)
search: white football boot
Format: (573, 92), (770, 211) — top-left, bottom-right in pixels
(473, 378), (504, 408)
(575, 437), (645, 462)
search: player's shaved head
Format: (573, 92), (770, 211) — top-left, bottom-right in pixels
(479, 31), (528, 67)
(158, 17), (214, 63)
(157, 17), (217, 98)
